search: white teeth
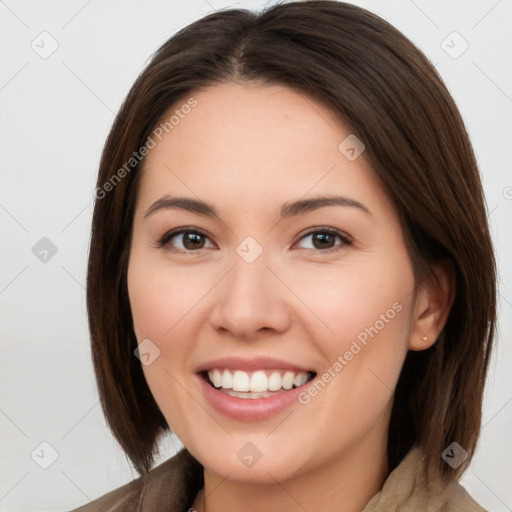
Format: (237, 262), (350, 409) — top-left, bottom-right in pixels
(212, 369), (222, 388)
(250, 371), (268, 392)
(282, 371), (294, 390)
(206, 368), (311, 393)
(268, 371), (282, 391)
(294, 373), (308, 387)
(232, 370), (250, 392)
(224, 390), (284, 399)
(221, 370), (232, 389)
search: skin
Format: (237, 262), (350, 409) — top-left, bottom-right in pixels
(127, 82), (453, 512)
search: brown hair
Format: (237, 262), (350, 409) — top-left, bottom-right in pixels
(87, 0), (497, 483)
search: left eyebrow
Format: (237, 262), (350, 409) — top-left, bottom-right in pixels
(280, 196), (372, 218)
(143, 194), (372, 220)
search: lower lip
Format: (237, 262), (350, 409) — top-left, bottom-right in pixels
(196, 373), (310, 421)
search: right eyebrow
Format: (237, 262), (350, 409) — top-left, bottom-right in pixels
(144, 196), (219, 219)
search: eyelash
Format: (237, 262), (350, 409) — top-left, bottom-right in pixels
(155, 226), (352, 255)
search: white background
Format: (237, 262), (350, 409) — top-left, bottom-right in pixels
(1, 0), (511, 510)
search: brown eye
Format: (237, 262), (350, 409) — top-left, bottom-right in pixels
(159, 228), (215, 252)
(311, 232), (336, 250)
(295, 228), (352, 252)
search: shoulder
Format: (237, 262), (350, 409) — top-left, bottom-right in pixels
(363, 445), (487, 511)
(69, 448), (203, 512)
(440, 481), (488, 512)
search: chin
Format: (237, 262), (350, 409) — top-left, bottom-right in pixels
(185, 436), (315, 484)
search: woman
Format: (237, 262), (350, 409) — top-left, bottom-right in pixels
(73, 1), (496, 510)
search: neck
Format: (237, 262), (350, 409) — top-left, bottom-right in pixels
(192, 432), (389, 512)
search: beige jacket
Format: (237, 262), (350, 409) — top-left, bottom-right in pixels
(70, 445), (487, 511)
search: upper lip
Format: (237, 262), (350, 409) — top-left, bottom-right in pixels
(195, 356), (314, 374)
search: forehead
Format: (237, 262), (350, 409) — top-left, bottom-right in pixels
(137, 82), (392, 218)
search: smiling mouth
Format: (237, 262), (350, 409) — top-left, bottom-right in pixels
(201, 368), (316, 399)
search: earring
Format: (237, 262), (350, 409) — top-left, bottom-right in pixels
(421, 336), (428, 342)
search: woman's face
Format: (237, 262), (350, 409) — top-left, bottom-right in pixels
(127, 82), (418, 483)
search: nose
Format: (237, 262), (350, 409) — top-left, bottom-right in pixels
(208, 250), (292, 340)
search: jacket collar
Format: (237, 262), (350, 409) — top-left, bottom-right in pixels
(95, 444), (485, 511)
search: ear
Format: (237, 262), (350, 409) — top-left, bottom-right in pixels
(409, 262), (455, 351)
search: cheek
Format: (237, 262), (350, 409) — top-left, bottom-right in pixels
(288, 257), (413, 347)
(126, 255), (223, 416)
(291, 255), (414, 412)
(127, 257), (209, 346)
(127, 258), (195, 415)
(127, 258), (205, 426)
